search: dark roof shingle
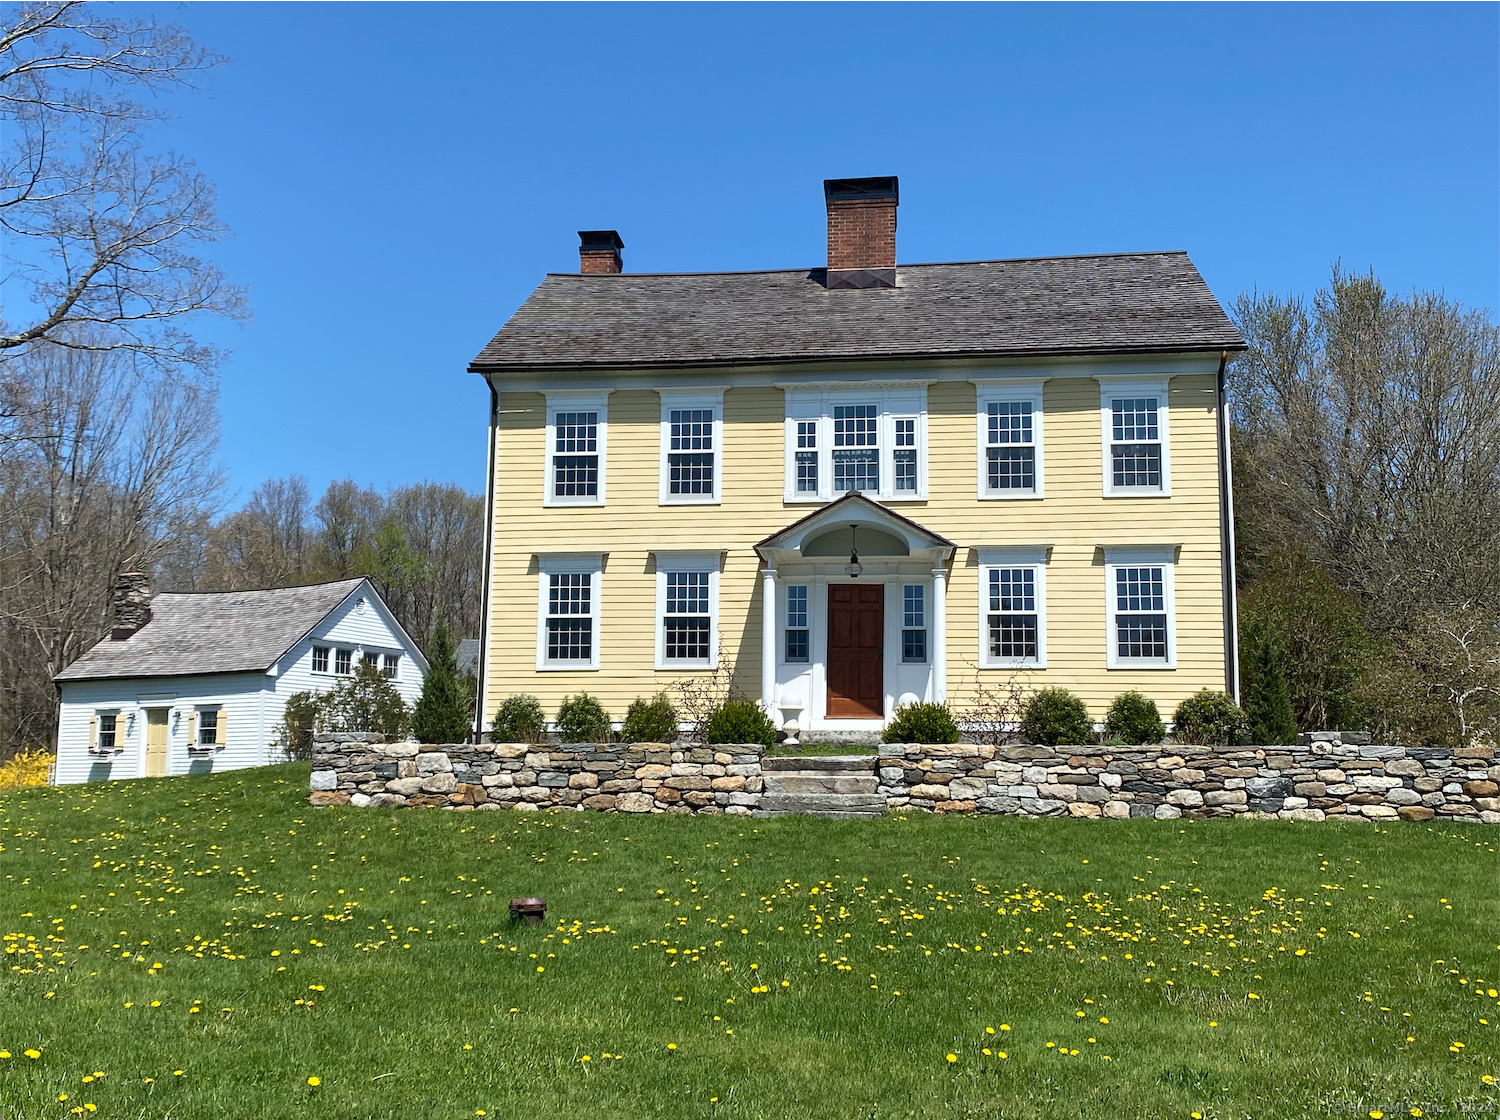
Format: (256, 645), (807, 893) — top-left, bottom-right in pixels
(55, 579), (368, 682)
(470, 252), (1243, 373)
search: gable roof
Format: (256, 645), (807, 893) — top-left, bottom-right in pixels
(470, 252), (1244, 374)
(55, 578), (372, 683)
(756, 492), (956, 557)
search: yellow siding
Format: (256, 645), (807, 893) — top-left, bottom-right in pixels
(485, 375), (1226, 724)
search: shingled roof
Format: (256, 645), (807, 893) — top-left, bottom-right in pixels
(55, 578), (369, 682)
(470, 252), (1243, 374)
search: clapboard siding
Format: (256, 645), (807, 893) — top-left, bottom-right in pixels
(485, 365), (1228, 725)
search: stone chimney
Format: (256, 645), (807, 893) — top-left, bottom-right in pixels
(824, 176), (898, 289)
(111, 567), (152, 639)
(578, 230), (624, 274)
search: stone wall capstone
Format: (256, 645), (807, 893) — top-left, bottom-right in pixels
(307, 733), (1499, 823)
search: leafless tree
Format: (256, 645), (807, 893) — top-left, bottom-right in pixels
(0, 339), (220, 753)
(1, 2), (245, 369)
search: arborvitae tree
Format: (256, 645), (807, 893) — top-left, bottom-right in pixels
(411, 622), (471, 744)
(1243, 629), (1299, 745)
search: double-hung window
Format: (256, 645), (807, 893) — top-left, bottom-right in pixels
(902, 584), (927, 663)
(1104, 546), (1176, 668)
(311, 645), (329, 674)
(784, 585), (809, 663)
(784, 385), (927, 501)
(545, 392), (610, 506)
(1097, 377), (1170, 496)
(95, 711), (118, 751)
(659, 391), (723, 504)
(335, 648), (353, 675)
(974, 379), (1046, 498)
(537, 554), (603, 670)
(654, 553), (719, 669)
(198, 708), (220, 747)
(978, 547), (1048, 668)
(383, 653), (401, 679)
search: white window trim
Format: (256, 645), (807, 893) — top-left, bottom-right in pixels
(658, 389), (724, 505)
(1103, 545), (1178, 670)
(536, 553), (604, 671)
(780, 581), (812, 667)
(311, 644), (331, 675)
(544, 391), (611, 508)
(1096, 375), (1172, 498)
(782, 385), (929, 503)
(900, 583), (929, 664)
(973, 378), (1048, 500)
(653, 551), (721, 670)
(977, 546), (1049, 669)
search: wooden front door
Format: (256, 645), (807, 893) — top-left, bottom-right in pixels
(145, 709), (169, 777)
(826, 584), (884, 718)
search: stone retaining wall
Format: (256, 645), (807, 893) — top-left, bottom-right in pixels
(307, 733), (764, 815)
(308, 732), (1499, 823)
(878, 735), (1500, 822)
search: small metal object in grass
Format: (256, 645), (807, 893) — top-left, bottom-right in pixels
(509, 897), (547, 926)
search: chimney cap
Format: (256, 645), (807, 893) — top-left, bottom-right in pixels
(824, 176), (899, 204)
(578, 229), (624, 251)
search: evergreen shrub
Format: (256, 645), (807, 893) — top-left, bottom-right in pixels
(1103, 691), (1165, 744)
(1173, 689), (1249, 746)
(705, 698), (775, 748)
(1020, 688), (1094, 746)
(621, 693), (680, 743)
(555, 693), (611, 743)
(490, 695), (546, 744)
(411, 623), (472, 744)
(881, 702), (960, 744)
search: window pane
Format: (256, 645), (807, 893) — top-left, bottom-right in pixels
(795, 450), (818, 493)
(664, 618), (711, 660)
(669, 409), (713, 450)
(833, 404), (878, 446)
(1110, 444), (1161, 488)
(894, 448), (917, 492)
(383, 654), (400, 679)
(1115, 567), (1164, 612)
(668, 453), (714, 494)
(988, 568), (1035, 613)
(665, 571), (709, 615)
(553, 455), (599, 497)
(199, 710), (218, 745)
(894, 418), (916, 446)
(1116, 615), (1168, 659)
(547, 618), (592, 661)
(902, 628), (927, 663)
(99, 714), (116, 749)
(987, 401), (1032, 445)
(903, 585), (925, 628)
(796, 420), (818, 449)
(312, 646), (328, 673)
(1110, 398), (1158, 442)
(989, 614), (1039, 659)
(335, 649), (352, 674)
(550, 572), (592, 615)
(987, 446), (1035, 490)
(555, 411), (598, 452)
(785, 629), (809, 663)
(833, 449), (879, 492)
(786, 586), (808, 629)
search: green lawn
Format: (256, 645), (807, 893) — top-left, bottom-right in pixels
(2, 765), (1496, 1120)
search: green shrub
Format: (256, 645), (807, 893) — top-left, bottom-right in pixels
(1173, 689), (1249, 746)
(556, 693), (611, 743)
(881, 701), (959, 744)
(1242, 626), (1299, 745)
(705, 698), (775, 748)
(1020, 688), (1094, 746)
(321, 662), (411, 740)
(411, 623), (472, 744)
(1103, 691), (1165, 744)
(621, 693), (680, 743)
(490, 694), (545, 744)
(278, 690), (322, 761)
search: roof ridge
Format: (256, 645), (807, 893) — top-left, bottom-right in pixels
(151, 576), (367, 599)
(541, 250), (1192, 281)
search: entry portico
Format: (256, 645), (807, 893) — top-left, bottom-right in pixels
(756, 493), (956, 733)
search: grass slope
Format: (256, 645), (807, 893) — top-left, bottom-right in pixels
(1, 764), (1496, 1119)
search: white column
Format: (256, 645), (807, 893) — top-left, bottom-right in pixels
(761, 562), (778, 722)
(931, 563), (948, 705)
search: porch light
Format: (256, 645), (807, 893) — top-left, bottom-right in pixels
(844, 524), (862, 578)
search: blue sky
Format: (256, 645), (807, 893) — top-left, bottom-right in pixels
(140, 2), (1497, 501)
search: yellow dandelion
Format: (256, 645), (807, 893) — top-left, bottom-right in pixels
(307, 1076), (321, 1086)
(24, 1049), (41, 1059)
(945, 1053), (957, 1063)
(667, 1043), (677, 1051)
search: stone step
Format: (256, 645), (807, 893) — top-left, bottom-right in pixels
(762, 754), (877, 773)
(757, 792), (887, 814)
(763, 773), (880, 795)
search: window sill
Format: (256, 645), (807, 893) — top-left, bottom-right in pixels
(659, 497), (722, 507)
(979, 492), (1044, 501)
(1107, 661), (1176, 671)
(656, 660), (716, 672)
(783, 494), (929, 505)
(543, 498), (606, 509)
(1102, 489), (1172, 499)
(537, 663), (599, 672)
(980, 659), (1046, 671)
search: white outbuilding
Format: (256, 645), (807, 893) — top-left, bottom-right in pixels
(53, 573), (428, 784)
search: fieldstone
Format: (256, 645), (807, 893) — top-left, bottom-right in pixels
(1103, 800), (1132, 819)
(635, 763), (671, 780)
(949, 778), (988, 799)
(308, 790), (351, 806)
(383, 776), (422, 796)
(655, 787), (683, 804)
(937, 800), (978, 813)
(684, 790), (715, 808)
(1475, 797), (1500, 813)
(420, 772), (458, 794)
(977, 796), (1022, 813)
(879, 767), (904, 782)
(1384, 787), (1422, 806)
(1100, 772), (1123, 790)
(1204, 789), (1247, 807)
(1246, 777), (1292, 799)
(1054, 772), (1095, 785)
(416, 752), (453, 775)
(581, 793), (617, 811)
(1480, 811), (1500, 825)
(1154, 804), (1183, 820)
(1167, 788), (1205, 808)
(1171, 768), (1207, 783)
(617, 792), (654, 813)
(1398, 805), (1436, 821)
(909, 783), (952, 801)
(482, 773), (514, 788)
(1281, 796), (1309, 810)
(1023, 766), (1048, 784)
(513, 801), (539, 812)
(538, 772), (570, 788)
(711, 776), (747, 792)
(1293, 782), (1326, 798)
(368, 793), (407, 808)
(1383, 758), (1425, 777)
(1282, 808), (1325, 822)
(1067, 802), (1102, 818)
(521, 786), (550, 803)
(309, 769), (338, 791)
(1317, 769), (1346, 783)
(1413, 777), (1444, 793)
(1360, 804), (1399, 819)
(1352, 775), (1403, 791)
(1443, 782), (1464, 794)
(349, 792), (372, 808)
(1462, 780), (1499, 798)
(568, 772), (599, 790)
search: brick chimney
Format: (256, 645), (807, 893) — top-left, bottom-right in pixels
(111, 567), (152, 639)
(824, 176), (898, 289)
(578, 230), (624, 274)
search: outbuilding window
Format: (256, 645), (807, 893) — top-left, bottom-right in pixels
(312, 645), (329, 673)
(97, 712), (118, 750)
(335, 648), (352, 675)
(198, 708), (220, 746)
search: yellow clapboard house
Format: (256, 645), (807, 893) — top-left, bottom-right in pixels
(468, 177), (1245, 737)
